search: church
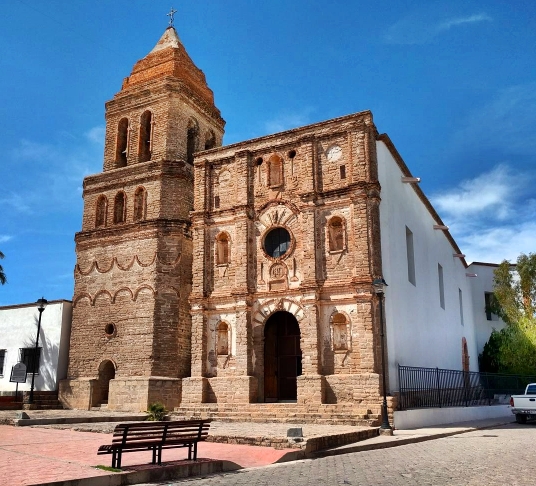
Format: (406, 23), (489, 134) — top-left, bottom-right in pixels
(59, 24), (481, 425)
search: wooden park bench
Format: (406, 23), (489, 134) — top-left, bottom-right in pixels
(97, 419), (211, 469)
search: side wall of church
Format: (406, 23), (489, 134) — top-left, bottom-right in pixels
(377, 139), (480, 393)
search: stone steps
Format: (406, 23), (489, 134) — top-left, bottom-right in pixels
(173, 404), (381, 426)
(22, 392), (64, 410)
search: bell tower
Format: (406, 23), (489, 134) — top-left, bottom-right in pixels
(60, 24), (225, 412)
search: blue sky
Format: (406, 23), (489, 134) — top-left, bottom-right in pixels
(1, 0), (535, 306)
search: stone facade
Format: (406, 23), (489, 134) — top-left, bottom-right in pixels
(60, 26), (386, 419)
(60, 27), (224, 412)
(186, 111), (385, 411)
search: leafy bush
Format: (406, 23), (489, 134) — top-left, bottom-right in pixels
(479, 319), (536, 375)
(146, 402), (167, 421)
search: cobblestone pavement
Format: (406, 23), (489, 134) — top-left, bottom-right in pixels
(139, 423), (535, 486)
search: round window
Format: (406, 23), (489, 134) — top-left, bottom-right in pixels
(104, 323), (116, 337)
(264, 227), (292, 258)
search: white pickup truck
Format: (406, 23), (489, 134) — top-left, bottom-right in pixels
(510, 383), (536, 423)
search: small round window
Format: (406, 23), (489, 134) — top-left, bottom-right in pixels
(264, 227), (291, 258)
(104, 323), (116, 337)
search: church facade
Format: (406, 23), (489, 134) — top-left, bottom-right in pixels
(60, 26), (479, 423)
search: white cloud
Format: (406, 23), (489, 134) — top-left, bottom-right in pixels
(86, 126), (105, 145)
(384, 9), (492, 45)
(456, 222), (536, 265)
(0, 193), (33, 214)
(437, 14), (492, 32)
(432, 165), (517, 221)
(4, 130), (103, 216)
(11, 139), (57, 161)
(431, 165), (536, 264)
(0, 235), (13, 244)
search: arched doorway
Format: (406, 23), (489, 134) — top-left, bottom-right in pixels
(94, 360), (115, 407)
(264, 311), (302, 402)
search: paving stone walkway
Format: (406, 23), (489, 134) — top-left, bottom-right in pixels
(0, 409), (516, 486)
(0, 423), (295, 486)
(144, 422), (533, 486)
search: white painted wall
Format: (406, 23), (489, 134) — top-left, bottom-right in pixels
(377, 140), (479, 393)
(393, 404), (512, 429)
(466, 263), (506, 356)
(0, 300), (72, 393)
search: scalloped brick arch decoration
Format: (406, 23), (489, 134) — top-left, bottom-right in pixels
(252, 297), (305, 327)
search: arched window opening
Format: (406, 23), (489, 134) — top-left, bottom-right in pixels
(113, 192), (126, 224)
(328, 216), (345, 252)
(217, 322), (230, 355)
(95, 195), (108, 228)
(138, 111), (152, 162)
(331, 313), (350, 352)
(186, 121), (198, 165)
(204, 130), (216, 150)
(268, 154), (283, 187)
(216, 233), (230, 264)
(133, 187), (147, 222)
(115, 118), (129, 167)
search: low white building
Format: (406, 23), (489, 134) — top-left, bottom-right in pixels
(0, 300), (72, 394)
(467, 262), (507, 356)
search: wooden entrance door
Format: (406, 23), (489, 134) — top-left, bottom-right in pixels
(264, 311), (302, 401)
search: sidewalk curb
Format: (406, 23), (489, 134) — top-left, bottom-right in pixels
(31, 459), (241, 486)
(308, 419), (515, 459)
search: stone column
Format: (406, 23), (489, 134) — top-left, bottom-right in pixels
(297, 301), (324, 405)
(190, 309), (207, 377)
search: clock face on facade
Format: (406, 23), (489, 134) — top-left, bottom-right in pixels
(326, 144), (342, 162)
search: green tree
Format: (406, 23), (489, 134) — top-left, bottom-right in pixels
(492, 253), (536, 324)
(481, 253), (536, 375)
(0, 251), (6, 285)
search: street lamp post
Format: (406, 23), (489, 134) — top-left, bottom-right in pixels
(29, 297), (47, 405)
(372, 278), (393, 434)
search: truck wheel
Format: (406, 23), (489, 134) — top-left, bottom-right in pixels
(516, 414), (527, 424)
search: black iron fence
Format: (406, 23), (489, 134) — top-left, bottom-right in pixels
(398, 365), (536, 410)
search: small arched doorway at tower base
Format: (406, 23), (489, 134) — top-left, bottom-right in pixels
(264, 311), (302, 402)
(92, 360), (116, 407)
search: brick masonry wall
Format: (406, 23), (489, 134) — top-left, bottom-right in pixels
(64, 28), (388, 415)
(62, 29), (225, 411)
(189, 111), (385, 407)
(108, 377), (182, 412)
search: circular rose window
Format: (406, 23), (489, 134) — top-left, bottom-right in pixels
(264, 227), (292, 258)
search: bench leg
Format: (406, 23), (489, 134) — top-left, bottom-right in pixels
(117, 451), (122, 470)
(157, 446), (162, 465)
(193, 442), (198, 461)
(152, 446), (156, 464)
(112, 451), (117, 469)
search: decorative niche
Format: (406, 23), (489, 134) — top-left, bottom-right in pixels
(330, 312), (351, 352)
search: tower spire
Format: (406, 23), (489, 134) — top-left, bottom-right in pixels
(167, 7), (178, 27)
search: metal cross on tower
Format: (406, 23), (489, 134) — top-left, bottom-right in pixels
(167, 7), (178, 27)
